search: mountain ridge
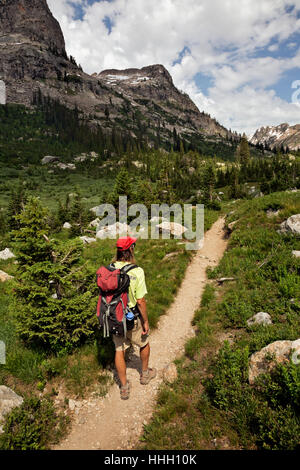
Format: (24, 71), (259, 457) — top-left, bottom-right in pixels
(0, 0), (237, 149)
(251, 122), (300, 151)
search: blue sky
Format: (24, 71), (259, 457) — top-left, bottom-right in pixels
(48, 0), (300, 136)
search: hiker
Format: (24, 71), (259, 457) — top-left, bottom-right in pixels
(112, 236), (156, 399)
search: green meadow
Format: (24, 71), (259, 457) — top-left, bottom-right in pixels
(140, 190), (300, 450)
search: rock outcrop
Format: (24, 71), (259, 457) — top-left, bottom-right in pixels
(249, 339), (300, 385)
(156, 222), (188, 238)
(0, 386), (23, 433)
(97, 65), (230, 138)
(80, 236), (97, 245)
(0, 0), (78, 105)
(247, 312), (272, 326)
(0, 248), (15, 260)
(96, 222), (132, 239)
(0, 0), (66, 54)
(0, 270), (14, 282)
(279, 214), (300, 235)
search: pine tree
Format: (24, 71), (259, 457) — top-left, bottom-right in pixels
(203, 162), (216, 203)
(11, 197), (96, 353)
(7, 183), (28, 232)
(69, 192), (89, 237)
(57, 194), (71, 226)
(133, 179), (158, 208)
(109, 168), (132, 207)
(229, 166), (241, 199)
(239, 136), (250, 166)
(0, 209), (7, 236)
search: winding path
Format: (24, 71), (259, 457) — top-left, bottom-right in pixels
(55, 217), (228, 450)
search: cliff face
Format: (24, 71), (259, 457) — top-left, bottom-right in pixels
(0, 0), (65, 53)
(251, 123), (300, 151)
(97, 65), (229, 138)
(0, 0), (233, 145)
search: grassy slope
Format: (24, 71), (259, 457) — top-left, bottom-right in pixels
(139, 190), (300, 450)
(0, 104), (117, 212)
(0, 209), (220, 399)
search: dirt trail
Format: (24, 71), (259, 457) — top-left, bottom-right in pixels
(55, 217), (228, 450)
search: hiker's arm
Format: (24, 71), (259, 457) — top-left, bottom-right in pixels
(137, 297), (149, 335)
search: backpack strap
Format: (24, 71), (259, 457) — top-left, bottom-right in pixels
(109, 263), (138, 274)
(120, 264), (138, 274)
(122, 265), (143, 319)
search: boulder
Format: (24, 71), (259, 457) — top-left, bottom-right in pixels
(90, 205), (103, 216)
(90, 152), (99, 160)
(74, 152), (98, 163)
(156, 222), (187, 238)
(132, 161), (144, 169)
(80, 236), (97, 245)
(96, 222), (132, 239)
(247, 312), (272, 326)
(266, 209), (280, 218)
(0, 248), (15, 260)
(63, 222), (72, 229)
(41, 155), (60, 165)
(292, 250), (300, 258)
(216, 277), (236, 285)
(74, 155), (87, 163)
(0, 386), (23, 433)
(249, 339), (300, 385)
(89, 218), (101, 228)
(279, 214), (300, 235)
(55, 163), (76, 170)
(0, 270), (13, 282)
(162, 363), (178, 384)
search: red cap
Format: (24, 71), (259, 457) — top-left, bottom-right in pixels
(116, 236), (137, 251)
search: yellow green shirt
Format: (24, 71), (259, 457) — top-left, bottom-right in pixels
(114, 261), (148, 308)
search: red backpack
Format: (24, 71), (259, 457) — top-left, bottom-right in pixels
(96, 263), (138, 338)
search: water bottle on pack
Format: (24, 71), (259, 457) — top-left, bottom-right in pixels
(126, 309), (135, 321)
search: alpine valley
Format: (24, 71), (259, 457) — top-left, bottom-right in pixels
(0, 0), (240, 153)
(0, 0), (300, 454)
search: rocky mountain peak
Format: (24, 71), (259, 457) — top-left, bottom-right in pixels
(97, 64), (174, 85)
(251, 123), (300, 150)
(0, 0), (66, 54)
(0, 0), (234, 148)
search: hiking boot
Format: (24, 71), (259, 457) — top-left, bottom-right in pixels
(120, 381), (131, 400)
(140, 368), (157, 385)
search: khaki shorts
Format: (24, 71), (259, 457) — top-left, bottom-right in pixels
(113, 317), (150, 352)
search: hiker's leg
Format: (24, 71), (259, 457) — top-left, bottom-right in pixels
(115, 350), (127, 386)
(140, 343), (150, 372)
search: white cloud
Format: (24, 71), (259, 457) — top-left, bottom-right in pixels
(268, 44), (279, 51)
(47, 0), (300, 136)
(185, 83), (300, 137)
